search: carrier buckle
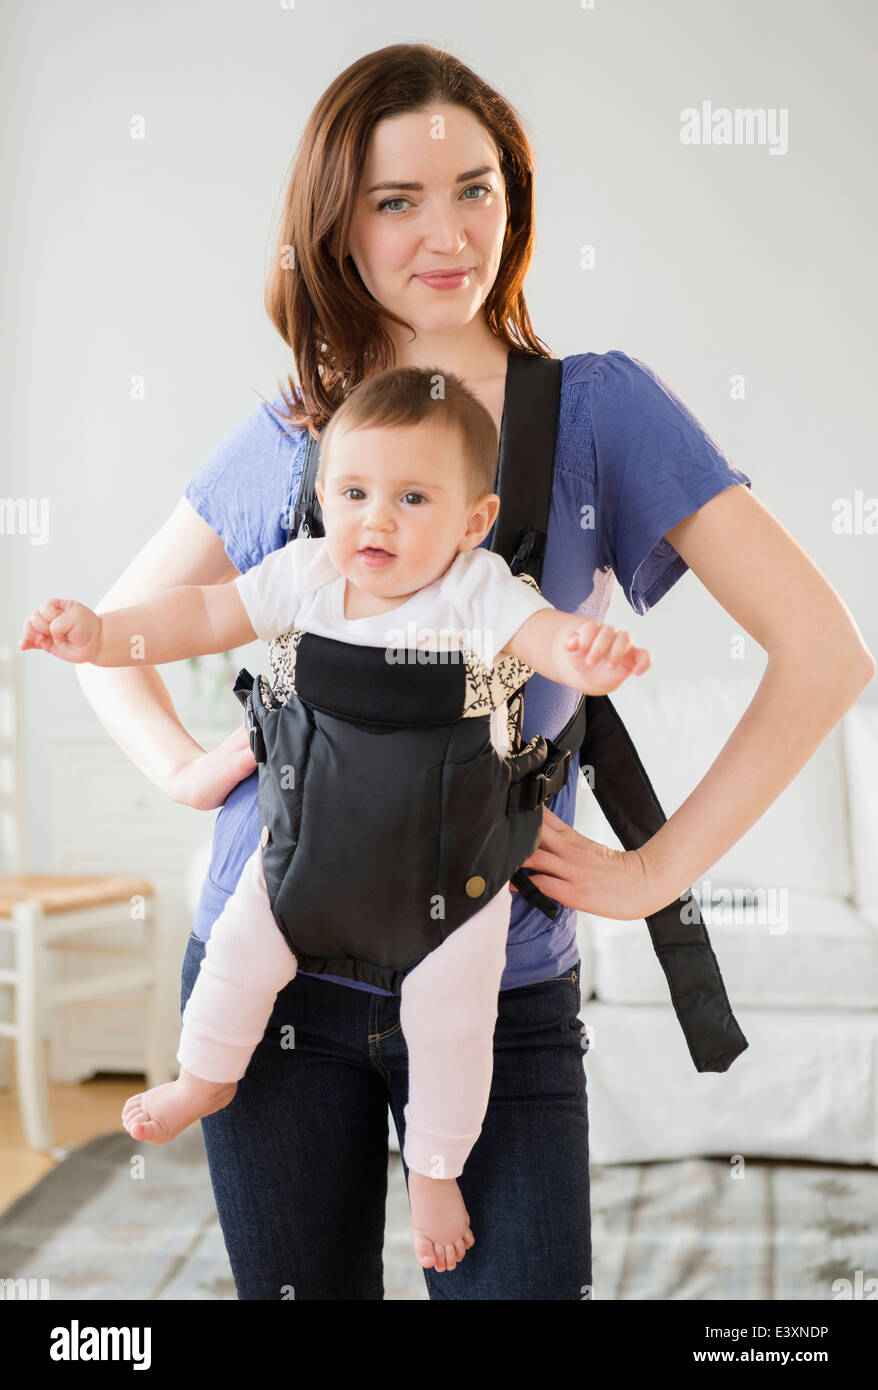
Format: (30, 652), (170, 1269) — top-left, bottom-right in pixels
(509, 529), (546, 577)
(232, 666), (255, 708)
(245, 701), (267, 764)
(509, 744), (573, 813)
(533, 745), (572, 804)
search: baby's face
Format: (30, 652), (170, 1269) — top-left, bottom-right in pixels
(314, 421), (499, 602)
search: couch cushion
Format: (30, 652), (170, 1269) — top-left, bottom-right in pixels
(580, 888), (878, 1009)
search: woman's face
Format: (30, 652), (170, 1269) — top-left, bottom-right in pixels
(345, 103), (508, 346)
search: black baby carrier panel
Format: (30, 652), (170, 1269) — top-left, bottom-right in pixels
(234, 638), (546, 994)
(234, 351), (749, 1072)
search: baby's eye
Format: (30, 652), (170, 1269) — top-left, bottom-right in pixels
(402, 492), (426, 505)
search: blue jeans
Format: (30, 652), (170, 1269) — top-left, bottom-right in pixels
(180, 932), (592, 1300)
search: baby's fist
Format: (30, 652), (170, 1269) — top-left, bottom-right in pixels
(20, 599), (102, 664)
(564, 619), (651, 694)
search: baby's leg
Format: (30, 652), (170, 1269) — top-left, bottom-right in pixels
(176, 847), (298, 1082)
(398, 883), (512, 1271)
(122, 846), (297, 1144)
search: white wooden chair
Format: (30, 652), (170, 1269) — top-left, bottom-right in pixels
(0, 645), (164, 1154)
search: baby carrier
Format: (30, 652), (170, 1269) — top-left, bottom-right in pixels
(233, 352), (749, 1073)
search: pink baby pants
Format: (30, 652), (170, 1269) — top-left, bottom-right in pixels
(177, 846), (512, 1179)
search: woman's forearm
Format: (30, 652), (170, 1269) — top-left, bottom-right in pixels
(639, 641), (875, 907)
(75, 660), (204, 796)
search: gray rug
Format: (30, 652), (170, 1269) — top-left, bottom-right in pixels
(1, 1126), (876, 1299)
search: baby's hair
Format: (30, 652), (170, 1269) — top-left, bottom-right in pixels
(317, 366), (498, 506)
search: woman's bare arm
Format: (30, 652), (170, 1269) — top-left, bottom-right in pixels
(638, 483), (876, 905)
(518, 483), (875, 922)
(74, 497), (257, 809)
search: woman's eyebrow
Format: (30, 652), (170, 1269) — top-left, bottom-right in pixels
(365, 165), (495, 193)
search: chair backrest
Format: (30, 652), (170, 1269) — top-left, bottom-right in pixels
(0, 646), (28, 875)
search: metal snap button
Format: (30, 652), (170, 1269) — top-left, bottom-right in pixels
(465, 875), (486, 898)
(260, 825), (271, 847)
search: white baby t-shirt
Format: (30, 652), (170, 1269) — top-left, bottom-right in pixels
(234, 537), (555, 756)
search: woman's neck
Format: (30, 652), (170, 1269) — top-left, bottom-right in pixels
(383, 318), (509, 385)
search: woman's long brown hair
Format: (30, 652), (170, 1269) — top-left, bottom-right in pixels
(261, 42), (552, 436)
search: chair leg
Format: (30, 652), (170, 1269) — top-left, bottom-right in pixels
(12, 901), (54, 1152)
(142, 908), (170, 1088)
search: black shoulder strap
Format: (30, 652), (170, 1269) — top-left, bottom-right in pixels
(488, 356), (588, 897)
(289, 429), (325, 543)
(488, 352), (560, 579)
(579, 692), (748, 1070)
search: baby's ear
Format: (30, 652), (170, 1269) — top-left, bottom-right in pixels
(473, 491), (501, 529)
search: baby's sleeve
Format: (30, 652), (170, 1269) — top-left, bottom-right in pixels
(454, 549), (555, 665)
(234, 536), (337, 641)
(233, 544), (300, 641)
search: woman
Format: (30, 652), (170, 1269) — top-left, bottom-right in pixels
(76, 43), (874, 1300)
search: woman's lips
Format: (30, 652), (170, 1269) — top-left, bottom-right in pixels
(414, 268), (472, 290)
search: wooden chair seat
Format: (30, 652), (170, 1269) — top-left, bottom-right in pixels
(0, 874), (156, 917)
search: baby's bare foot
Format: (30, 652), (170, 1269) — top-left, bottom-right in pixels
(121, 1068), (237, 1144)
(408, 1170), (475, 1272)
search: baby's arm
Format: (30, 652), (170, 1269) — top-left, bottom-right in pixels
(499, 608), (651, 696)
(20, 581), (258, 668)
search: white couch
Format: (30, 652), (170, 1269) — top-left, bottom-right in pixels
(573, 672), (878, 1167)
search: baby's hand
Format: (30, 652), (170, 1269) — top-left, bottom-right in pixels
(20, 599), (103, 664)
(563, 620), (651, 694)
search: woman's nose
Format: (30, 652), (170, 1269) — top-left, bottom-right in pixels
(420, 206), (469, 249)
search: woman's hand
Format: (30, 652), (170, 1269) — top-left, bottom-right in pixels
(165, 722), (258, 811)
(21, 598), (102, 664)
(510, 805), (672, 922)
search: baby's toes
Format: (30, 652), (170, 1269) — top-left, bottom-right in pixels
(126, 1115), (161, 1142)
(122, 1108), (147, 1136)
(122, 1095), (145, 1121)
(412, 1232), (436, 1269)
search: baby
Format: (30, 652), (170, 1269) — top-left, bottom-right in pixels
(21, 366), (650, 1273)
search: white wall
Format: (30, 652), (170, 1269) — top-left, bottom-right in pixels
(2, 0), (875, 872)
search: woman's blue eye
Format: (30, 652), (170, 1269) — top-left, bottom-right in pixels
(376, 184), (491, 214)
